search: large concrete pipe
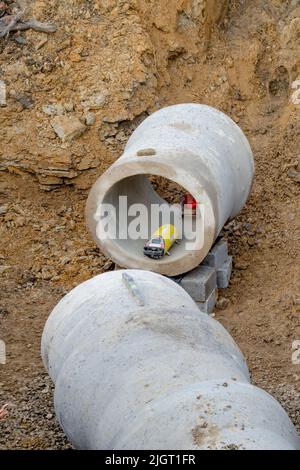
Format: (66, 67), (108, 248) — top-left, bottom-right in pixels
(42, 270), (300, 450)
(86, 104), (254, 276)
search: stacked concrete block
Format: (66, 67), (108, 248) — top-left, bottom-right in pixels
(197, 288), (217, 314)
(217, 256), (233, 289)
(203, 238), (232, 289)
(202, 237), (228, 270)
(179, 265), (216, 303)
(171, 238), (233, 314)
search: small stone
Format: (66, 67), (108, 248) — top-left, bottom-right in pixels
(234, 261), (249, 270)
(216, 297), (230, 310)
(46, 413), (53, 420)
(85, 112), (95, 126)
(15, 35), (26, 45)
(0, 265), (11, 275)
(103, 260), (115, 271)
(51, 115), (86, 142)
(81, 92), (108, 110)
(43, 104), (64, 116)
(116, 131), (127, 141)
(288, 168), (300, 183)
(15, 94), (34, 109)
(0, 204), (8, 215)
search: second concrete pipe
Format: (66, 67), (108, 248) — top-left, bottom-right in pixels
(42, 270), (300, 450)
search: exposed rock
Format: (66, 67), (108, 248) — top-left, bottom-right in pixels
(76, 154), (99, 171)
(85, 112), (95, 126)
(51, 116), (86, 142)
(288, 168), (300, 183)
(36, 175), (63, 186)
(0, 204), (8, 215)
(81, 91), (109, 110)
(15, 94), (34, 110)
(43, 104), (64, 116)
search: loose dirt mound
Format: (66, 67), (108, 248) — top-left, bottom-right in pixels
(0, 0), (300, 449)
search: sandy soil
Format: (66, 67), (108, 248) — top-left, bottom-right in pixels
(0, 0), (300, 449)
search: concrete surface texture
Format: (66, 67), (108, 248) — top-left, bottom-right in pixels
(41, 270), (300, 450)
(86, 104), (255, 276)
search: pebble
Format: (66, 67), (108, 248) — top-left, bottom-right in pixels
(85, 112), (95, 126)
(234, 261), (249, 270)
(81, 92), (108, 110)
(216, 297), (230, 310)
(15, 36), (26, 45)
(42, 104), (64, 116)
(288, 168), (300, 183)
(15, 94), (34, 110)
(0, 204), (8, 215)
(103, 260), (115, 271)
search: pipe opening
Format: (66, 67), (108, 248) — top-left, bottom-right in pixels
(100, 173), (203, 266)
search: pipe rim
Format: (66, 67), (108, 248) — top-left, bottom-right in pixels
(86, 155), (216, 276)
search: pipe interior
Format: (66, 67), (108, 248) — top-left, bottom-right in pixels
(102, 174), (202, 264)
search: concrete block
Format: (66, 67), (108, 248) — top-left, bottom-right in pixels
(217, 256), (233, 289)
(202, 238), (228, 270)
(179, 265), (216, 302)
(197, 289), (217, 314)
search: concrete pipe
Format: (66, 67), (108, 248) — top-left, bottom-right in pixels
(86, 104), (254, 276)
(42, 270), (300, 450)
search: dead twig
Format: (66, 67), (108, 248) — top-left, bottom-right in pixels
(0, 0), (57, 38)
(0, 0), (27, 37)
(0, 9), (24, 37)
(8, 18), (57, 33)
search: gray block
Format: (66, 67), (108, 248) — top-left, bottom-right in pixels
(202, 238), (228, 270)
(197, 289), (217, 314)
(179, 265), (216, 302)
(217, 256), (233, 289)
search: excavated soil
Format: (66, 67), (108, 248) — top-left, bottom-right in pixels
(0, 0), (300, 449)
